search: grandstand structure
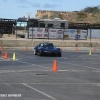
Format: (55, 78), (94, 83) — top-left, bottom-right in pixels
(0, 18), (16, 34)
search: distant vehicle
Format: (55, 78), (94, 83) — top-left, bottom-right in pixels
(16, 17), (68, 38)
(34, 42), (62, 57)
(0, 18), (16, 34)
(16, 17), (28, 38)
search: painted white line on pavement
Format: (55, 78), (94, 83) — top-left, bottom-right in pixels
(63, 55), (100, 60)
(57, 60), (100, 71)
(0, 59), (18, 61)
(58, 70), (86, 72)
(79, 53), (100, 57)
(61, 57), (68, 59)
(63, 54), (100, 65)
(22, 83), (57, 100)
(10, 51), (35, 58)
(0, 60), (11, 61)
(4, 49), (35, 58)
(16, 60), (50, 70)
(41, 64), (53, 66)
(27, 83), (100, 86)
(0, 69), (51, 74)
(17, 69), (51, 73)
(88, 54), (100, 57)
(0, 69), (99, 74)
(0, 69), (45, 74)
(0, 82), (99, 85)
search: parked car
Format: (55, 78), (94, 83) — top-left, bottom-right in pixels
(34, 42), (62, 57)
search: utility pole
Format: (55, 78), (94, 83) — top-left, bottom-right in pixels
(27, 12), (31, 19)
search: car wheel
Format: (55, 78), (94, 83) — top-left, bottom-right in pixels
(58, 52), (62, 57)
(34, 49), (37, 55)
(38, 50), (42, 56)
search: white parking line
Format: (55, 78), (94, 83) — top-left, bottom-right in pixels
(1, 56), (19, 61)
(22, 83), (57, 100)
(58, 70), (86, 72)
(0, 69), (99, 74)
(24, 83), (100, 86)
(0, 60), (11, 61)
(63, 57), (100, 64)
(0, 58), (18, 61)
(57, 60), (100, 71)
(0, 69), (53, 74)
(88, 54), (100, 57)
(2, 49), (35, 59)
(17, 53), (35, 58)
(0, 82), (99, 86)
(16, 60), (50, 70)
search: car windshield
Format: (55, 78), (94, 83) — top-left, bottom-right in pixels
(43, 43), (54, 47)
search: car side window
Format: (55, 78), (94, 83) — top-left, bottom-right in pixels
(39, 43), (43, 47)
(39, 43), (41, 47)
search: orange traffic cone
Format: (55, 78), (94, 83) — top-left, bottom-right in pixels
(60, 47), (62, 51)
(94, 48), (96, 52)
(4, 52), (8, 59)
(0, 51), (2, 57)
(52, 60), (58, 72)
(76, 47), (78, 52)
(26, 47), (28, 51)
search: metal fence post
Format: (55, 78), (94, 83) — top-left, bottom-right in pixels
(32, 27), (33, 41)
(76, 25), (78, 47)
(63, 27), (65, 41)
(16, 26), (17, 39)
(90, 26), (92, 47)
(48, 28), (49, 41)
(27, 28), (29, 39)
(90, 26), (91, 42)
(86, 28), (88, 40)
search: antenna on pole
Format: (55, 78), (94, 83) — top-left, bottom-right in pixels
(27, 12), (31, 19)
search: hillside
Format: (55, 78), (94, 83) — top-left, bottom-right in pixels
(35, 10), (100, 24)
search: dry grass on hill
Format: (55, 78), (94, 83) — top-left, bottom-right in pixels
(35, 10), (100, 24)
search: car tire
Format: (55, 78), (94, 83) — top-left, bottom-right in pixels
(58, 52), (62, 57)
(38, 50), (42, 56)
(34, 49), (37, 55)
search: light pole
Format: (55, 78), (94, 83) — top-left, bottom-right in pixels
(32, 21), (33, 41)
(90, 25), (92, 47)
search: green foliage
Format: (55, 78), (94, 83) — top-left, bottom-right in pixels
(49, 13), (59, 19)
(77, 12), (87, 19)
(76, 12), (87, 21)
(41, 14), (48, 19)
(71, 19), (77, 23)
(58, 14), (63, 19)
(58, 14), (65, 19)
(81, 6), (100, 13)
(36, 6), (100, 24)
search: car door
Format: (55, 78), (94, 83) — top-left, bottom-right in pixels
(37, 43), (42, 53)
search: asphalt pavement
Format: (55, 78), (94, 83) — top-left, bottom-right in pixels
(0, 47), (100, 100)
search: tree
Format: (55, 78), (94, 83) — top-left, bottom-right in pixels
(58, 14), (63, 19)
(41, 14), (48, 19)
(81, 6), (100, 13)
(49, 13), (59, 19)
(76, 12), (87, 21)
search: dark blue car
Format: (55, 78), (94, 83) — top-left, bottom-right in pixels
(34, 42), (62, 57)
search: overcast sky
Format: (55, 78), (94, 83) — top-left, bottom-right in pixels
(0, 0), (100, 19)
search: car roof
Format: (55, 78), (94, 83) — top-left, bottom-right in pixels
(40, 42), (53, 44)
